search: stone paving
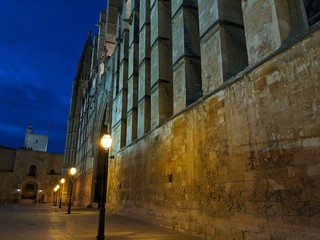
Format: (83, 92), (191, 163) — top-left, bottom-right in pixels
(0, 204), (204, 240)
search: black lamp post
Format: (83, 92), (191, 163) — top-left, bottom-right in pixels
(59, 178), (65, 208)
(97, 134), (112, 240)
(67, 167), (77, 214)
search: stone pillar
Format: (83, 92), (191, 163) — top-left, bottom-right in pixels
(198, 0), (248, 95)
(138, 0), (151, 138)
(150, 0), (173, 129)
(127, 0), (140, 144)
(105, 1), (118, 59)
(171, 1), (202, 114)
(111, 5), (128, 151)
(242, 0), (307, 65)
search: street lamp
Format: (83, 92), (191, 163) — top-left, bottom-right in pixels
(59, 178), (65, 208)
(67, 167), (77, 214)
(53, 185), (60, 206)
(38, 190), (42, 204)
(55, 185), (60, 206)
(97, 134), (112, 240)
(53, 187), (57, 206)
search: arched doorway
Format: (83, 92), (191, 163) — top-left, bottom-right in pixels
(21, 181), (38, 199)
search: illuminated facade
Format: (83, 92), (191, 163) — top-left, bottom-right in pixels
(65, 1), (320, 238)
(0, 146), (63, 204)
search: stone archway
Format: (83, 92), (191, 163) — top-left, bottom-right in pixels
(21, 181), (38, 199)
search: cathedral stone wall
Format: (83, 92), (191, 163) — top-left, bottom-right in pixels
(106, 28), (320, 239)
(64, 0), (320, 238)
(73, 169), (94, 207)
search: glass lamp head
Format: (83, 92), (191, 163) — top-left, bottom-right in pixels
(101, 134), (112, 149)
(69, 167), (77, 176)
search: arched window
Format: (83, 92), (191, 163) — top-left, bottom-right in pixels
(49, 169), (55, 175)
(29, 165), (36, 176)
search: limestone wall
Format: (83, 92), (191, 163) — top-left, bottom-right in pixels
(73, 169), (93, 207)
(0, 149), (63, 203)
(0, 147), (15, 172)
(106, 28), (320, 239)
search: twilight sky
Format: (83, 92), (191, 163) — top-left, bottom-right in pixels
(0, 0), (106, 153)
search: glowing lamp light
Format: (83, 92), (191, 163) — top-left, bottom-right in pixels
(69, 167), (77, 176)
(101, 134), (112, 149)
(60, 178), (65, 184)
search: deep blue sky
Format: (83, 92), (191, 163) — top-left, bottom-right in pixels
(0, 0), (106, 154)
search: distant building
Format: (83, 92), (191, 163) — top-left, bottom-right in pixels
(0, 146), (63, 204)
(24, 124), (48, 152)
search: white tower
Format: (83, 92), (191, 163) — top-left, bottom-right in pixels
(24, 124), (48, 152)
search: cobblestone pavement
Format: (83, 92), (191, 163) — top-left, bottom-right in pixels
(0, 204), (203, 240)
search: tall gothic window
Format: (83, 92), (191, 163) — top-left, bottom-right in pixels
(304, 0), (320, 25)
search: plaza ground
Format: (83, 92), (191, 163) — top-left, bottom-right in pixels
(0, 204), (203, 240)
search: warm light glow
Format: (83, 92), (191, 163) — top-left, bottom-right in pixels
(54, 187), (58, 192)
(101, 134), (112, 149)
(69, 167), (77, 176)
(55, 185), (60, 189)
(60, 178), (65, 184)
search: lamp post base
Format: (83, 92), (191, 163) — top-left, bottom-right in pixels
(96, 205), (105, 240)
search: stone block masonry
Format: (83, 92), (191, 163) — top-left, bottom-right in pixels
(138, 0), (151, 138)
(107, 27), (320, 239)
(150, 0), (173, 129)
(171, 1), (202, 114)
(127, 0), (140, 144)
(199, 0), (248, 95)
(65, 0), (320, 239)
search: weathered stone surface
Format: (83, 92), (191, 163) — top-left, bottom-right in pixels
(200, 26), (223, 93)
(137, 60), (151, 136)
(120, 30), (129, 63)
(126, 110), (138, 144)
(150, 0), (171, 45)
(127, 75), (138, 143)
(242, 0), (307, 64)
(65, 1), (320, 239)
(137, 99), (150, 137)
(171, 6), (200, 63)
(173, 58), (202, 113)
(108, 28), (320, 239)
(128, 43), (139, 78)
(138, 60), (150, 99)
(112, 89), (128, 127)
(150, 5), (173, 131)
(150, 41), (172, 86)
(0, 148), (63, 204)
(139, 0), (150, 28)
(171, 3), (202, 113)
(138, 25), (150, 63)
(199, 0), (247, 94)
(198, 0), (243, 37)
(73, 169), (93, 207)
(150, 82), (172, 128)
